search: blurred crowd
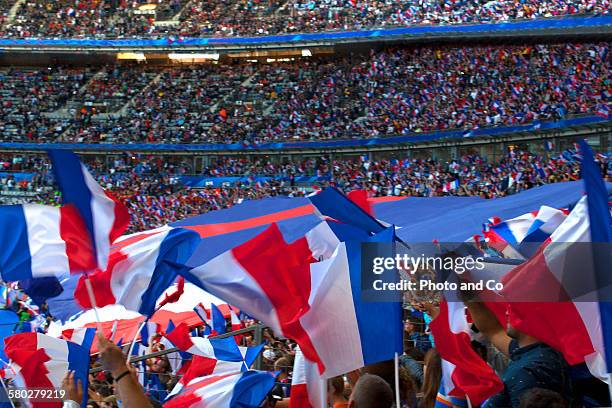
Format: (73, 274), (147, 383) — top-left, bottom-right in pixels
(0, 43), (609, 144)
(2, 147), (608, 233)
(0, 0), (609, 38)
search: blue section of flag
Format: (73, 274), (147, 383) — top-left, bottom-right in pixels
(210, 337), (242, 361)
(138, 228), (200, 317)
(0, 205), (32, 281)
(66, 340), (92, 408)
(229, 371), (275, 407)
(244, 344), (264, 369)
(579, 140), (612, 372)
(210, 303), (227, 335)
(309, 188), (385, 234)
(346, 227), (402, 365)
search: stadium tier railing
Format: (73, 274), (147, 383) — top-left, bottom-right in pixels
(0, 115), (609, 153)
(0, 15), (610, 49)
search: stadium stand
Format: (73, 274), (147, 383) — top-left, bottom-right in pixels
(0, 43), (608, 145)
(0, 0), (608, 38)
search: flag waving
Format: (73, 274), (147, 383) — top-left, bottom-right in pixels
(0, 204), (95, 281)
(180, 223), (403, 378)
(48, 149), (130, 271)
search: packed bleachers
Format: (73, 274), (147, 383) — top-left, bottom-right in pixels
(0, 43), (608, 144)
(0, 0), (609, 38)
(0, 67), (93, 142)
(4, 147), (608, 233)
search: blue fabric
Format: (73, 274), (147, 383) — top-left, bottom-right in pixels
(309, 187), (385, 234)
(45, 273), (83, 322)
(579, 140), (612, 372)
(210, 303), (227, 335)
(244, 344), (264, 369)
(210, 336), (243, 362)
(138, 228), (200, 317)
(230, 371), (275, 408)
(66, 339), (92, 408)
(0, 310), (20, 362)
(388, 181), (612, 242)
(0, 16), (609, 47)
(0, 116), (607, 152)
(0, 205), (32, 281)
(19, 277), (64, 306)
(346, 227), (403, 365)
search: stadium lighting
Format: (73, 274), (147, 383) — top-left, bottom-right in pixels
(301, 49), (312, 57)
(116, 52), (146, 61)
(168, 53), (220, 61)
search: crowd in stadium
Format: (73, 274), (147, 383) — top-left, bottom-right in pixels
(0, 0), (609, 38)
(2, 147), (608, 233)
(0, 43), (608, 145)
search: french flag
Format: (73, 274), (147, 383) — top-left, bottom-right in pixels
(165, 323), (264, 399)
(429, 301), (503, 405)
(73, 225), (200, 317)
(308, 187), (385, 235)
(501, 140), (612, 382)
(4, 331), (94, 408)
(60, 326), (96, 347)
(289, 347), (326, 408)
(229, 307), (241, 333)
(0, 204), (95, 281)
(180, 223), (403, 378)
(163, 371), (275, 408)
(210, 303), (227, 335)
(485, 206), (567, 258)
(48, 150), (130, 271)
(140, 321), (160, 347)
(193, 302), (210, 326)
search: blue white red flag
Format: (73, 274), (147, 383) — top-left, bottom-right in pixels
(48, 150), (130, 271)
(500, 140), (612, 381)
(179, 223), (402, 378)
(430, 302), (503, 405)
(4, 330), (94, 408)
(0, 204), (95, 281)
(163, 371), (275, 408)
(73, 225), (200, 316)
(209, 303), (227, 335)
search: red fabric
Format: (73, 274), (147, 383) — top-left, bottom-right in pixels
(430, 302), (503, 405)
(501, 241), (595, 365)
(105, 191), (130, 244)
(289, 383), (312, 408)
(4, 334), (59, 408)
(347, 190), (374, 216)
(232, 224), (324, 374)
(59, 204), (96, 273)
(159, 276), (185, 307)
(164, 322), (194, 352)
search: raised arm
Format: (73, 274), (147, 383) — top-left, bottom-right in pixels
(97, 333), (154, 408)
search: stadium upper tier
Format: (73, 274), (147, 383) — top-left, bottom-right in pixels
(0, 43), (609, 146)
(0, 0), (608, 39)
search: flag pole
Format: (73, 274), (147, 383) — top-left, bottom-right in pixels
(126, 320), (147, 363)
(394, 352), (401, 408)
(83, 275), (103, 332)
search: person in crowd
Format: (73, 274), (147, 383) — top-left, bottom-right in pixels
(463, 298), (573, 407)
(329, 375), (349, 408)
(348, 373), (394, 408)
